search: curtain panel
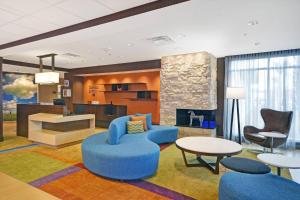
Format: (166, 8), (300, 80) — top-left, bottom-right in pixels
(224, 49), (300, 148)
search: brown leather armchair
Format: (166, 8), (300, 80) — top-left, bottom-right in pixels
(244, 108), (293, 149)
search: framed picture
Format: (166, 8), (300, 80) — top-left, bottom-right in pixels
(64, 80), (70, 87)
(63, 89), (71, 97)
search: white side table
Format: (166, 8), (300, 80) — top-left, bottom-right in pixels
(176, 137), (242, 174)
(258, 153), (300, 176)
(258, 132), (286, 153)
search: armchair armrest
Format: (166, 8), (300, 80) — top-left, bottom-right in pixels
(243, 126), (262, 134)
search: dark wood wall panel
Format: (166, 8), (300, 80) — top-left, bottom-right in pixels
(216, 57), (225, 137)
(72, 76), (84, 104)
(3, 59), (69, 72)
(70, 59), (161, 75)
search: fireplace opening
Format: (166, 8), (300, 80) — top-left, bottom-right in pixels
(176, 109), (216, 129)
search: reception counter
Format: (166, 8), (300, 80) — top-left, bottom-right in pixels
(73, 103), (127, 128)
(17, 104), (65, 137)
(28, 113), (95, 146)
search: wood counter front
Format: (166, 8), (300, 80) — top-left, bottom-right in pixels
(17, 104), (64, 137)
(73, 103), (127, 128)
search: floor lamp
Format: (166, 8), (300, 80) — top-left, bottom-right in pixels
(226, 87), (245, 144)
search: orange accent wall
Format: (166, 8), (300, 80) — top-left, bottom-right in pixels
(83, 71), (160, 124)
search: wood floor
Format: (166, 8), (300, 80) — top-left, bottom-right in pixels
(0, 172), (59, 200)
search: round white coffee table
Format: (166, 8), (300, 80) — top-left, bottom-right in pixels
(258, 132), (287, 153)
(257, 153), (300, 176)
(176, 137), (242, 174)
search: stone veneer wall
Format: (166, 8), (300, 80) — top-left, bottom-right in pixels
(160, 52), (217, 125)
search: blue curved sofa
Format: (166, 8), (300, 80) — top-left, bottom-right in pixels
(219, 172), (300, 200)
(82, 115), (178, 180)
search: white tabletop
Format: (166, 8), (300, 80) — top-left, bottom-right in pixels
(176, 137), (242, 155)
(259, 132), (287, 139)
(257, 153), (300, 168)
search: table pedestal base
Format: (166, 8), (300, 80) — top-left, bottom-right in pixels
(181, 150), (223, 174)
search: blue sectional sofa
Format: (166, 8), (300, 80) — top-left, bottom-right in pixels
(219, 172), (300, 200)
(82, 115), (178, 180)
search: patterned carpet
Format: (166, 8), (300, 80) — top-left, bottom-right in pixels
(0, 123), (291, 200)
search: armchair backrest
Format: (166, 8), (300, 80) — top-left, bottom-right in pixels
(107, 116), (130, 145)
(261, 108), (293, 135)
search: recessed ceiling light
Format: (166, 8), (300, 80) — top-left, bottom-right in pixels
(147, 36), (174, 46)
(127, 43), (134, 47)
(177, 34), (186, 38)
(243, 33), (248, 37)
(248, 20), (259, 26)
(62, 53), (81, 58)
(254, 42), (261, 46)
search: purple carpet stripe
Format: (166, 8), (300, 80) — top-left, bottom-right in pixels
(129, 180), (195, 200)
(0, 143), (39, 154)
(29, 166), (81, 187)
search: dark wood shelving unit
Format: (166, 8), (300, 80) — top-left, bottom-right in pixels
(89, 82), (158, 102)
(100, 90), (158, 93)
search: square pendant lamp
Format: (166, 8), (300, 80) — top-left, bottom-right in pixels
(35, 53), (59, 84)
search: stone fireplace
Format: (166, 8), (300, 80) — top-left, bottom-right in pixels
(176, 109), (216, 129)
(160, 52), (217, 137)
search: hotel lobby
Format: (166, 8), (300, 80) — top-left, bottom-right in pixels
(0, 0), (300, 200)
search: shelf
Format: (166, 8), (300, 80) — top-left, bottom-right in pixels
(124, 98), (158, 101)
(95, 82), (147, 86)
(100, 90), (158, 93)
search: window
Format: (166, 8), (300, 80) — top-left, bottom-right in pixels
(225, 49), (300, 145)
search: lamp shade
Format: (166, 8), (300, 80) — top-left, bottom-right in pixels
(35, 72), (59, 84)
(226, 87), (245, 99)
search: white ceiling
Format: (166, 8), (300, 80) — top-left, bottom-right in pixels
(0, 0), (300, 72)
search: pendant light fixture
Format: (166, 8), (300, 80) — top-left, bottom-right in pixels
(35, 53), (60, 84)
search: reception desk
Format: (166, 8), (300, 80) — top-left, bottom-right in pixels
(17, 104), (65, 137)
(28, 113), (95, 147)
(73, 103), (127, 128)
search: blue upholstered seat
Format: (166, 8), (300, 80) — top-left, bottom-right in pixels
(82, 115), (178, 180)
(219, 172), (300, 200)
(220, 157), (271, 174)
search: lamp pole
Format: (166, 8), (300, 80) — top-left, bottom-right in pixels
(227, 87), (244, 144)
(229, 99), (242, 144)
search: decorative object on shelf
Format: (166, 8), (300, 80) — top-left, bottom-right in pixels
(226, 87), (245, 144)
(63, 89), (71, 97)
(188, 110), (204, 127)
(112, 83), (129, 91)
(35, 53), (59, 84)
(64, 80), (69, 87)
(176, 109), (216, 129)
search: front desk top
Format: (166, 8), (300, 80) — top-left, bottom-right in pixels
(29, 113), (95, 123)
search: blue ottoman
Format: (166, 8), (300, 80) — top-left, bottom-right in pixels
(219, 172), (300, 200)
(220, 157), (271, 174)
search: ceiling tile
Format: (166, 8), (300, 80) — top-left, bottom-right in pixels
(13, 16), (60, 33)
(96, 0), (154, 11)
(0, 22), (38, 38)
(31, 7), (84, 27)
(0, 8), (19, 26)
(0, 0), (50, 15)
(55, 0), (113, 20)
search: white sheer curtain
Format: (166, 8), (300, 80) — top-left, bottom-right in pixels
(224, 49), (300, 148)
